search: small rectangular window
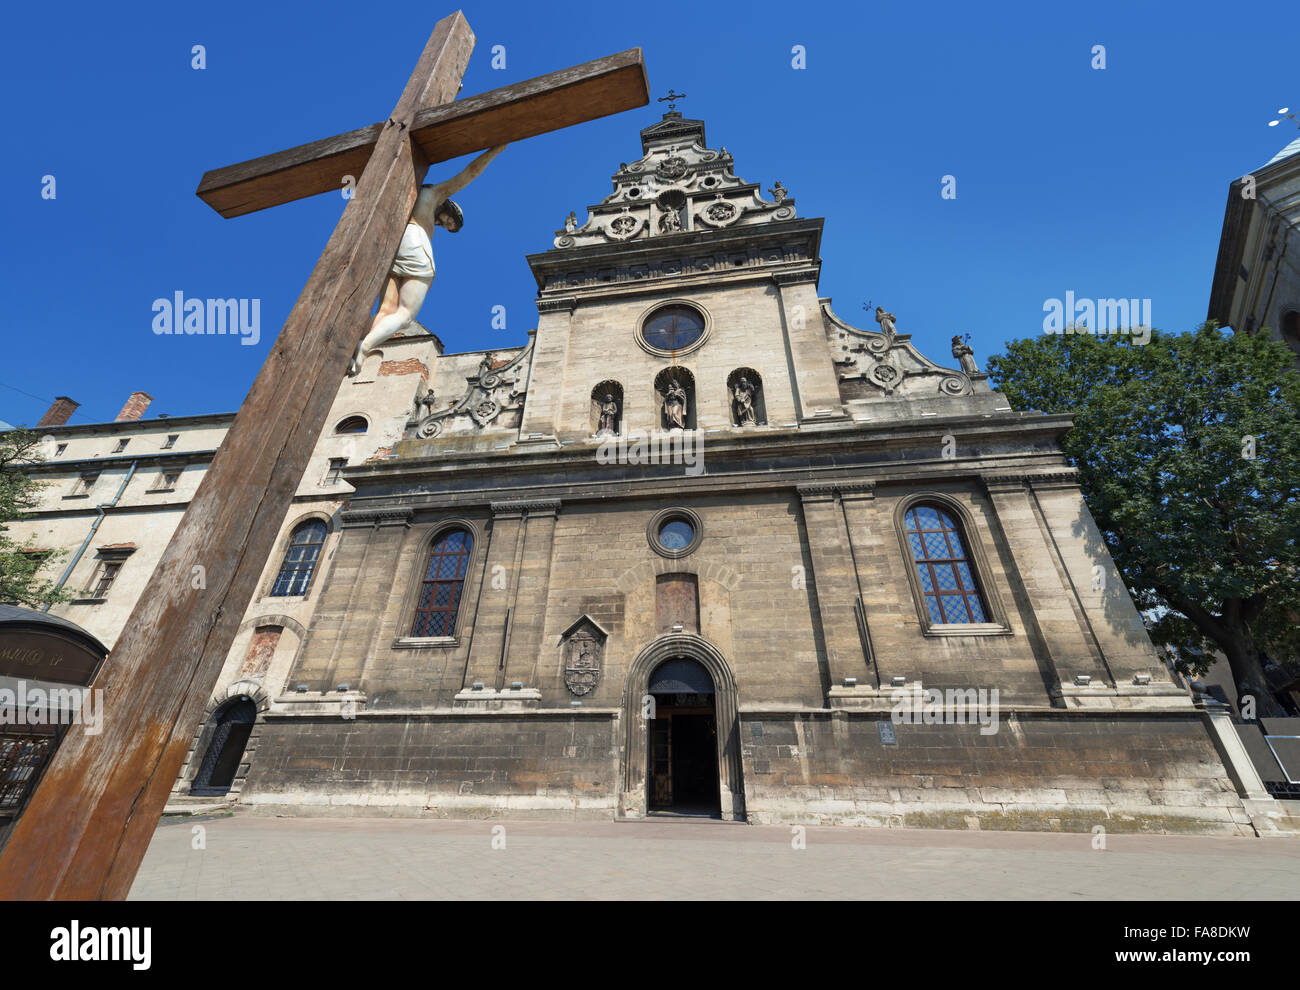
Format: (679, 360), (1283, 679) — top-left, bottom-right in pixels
(323, 458), (347, 485)
(89, 560), (122, 599)
(55, 443), (67, 456)
(151, 469), (181, 492)
(162, 434), (178, 449)
(70, 472), (99, 497)
(113, 439), (129, 453)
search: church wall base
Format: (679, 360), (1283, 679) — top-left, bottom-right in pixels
(739, 711), (1260, 837)
(229, 708), (1266, 835)
(237, 712), (620, 821)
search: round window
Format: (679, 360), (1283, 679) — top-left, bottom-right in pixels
(641, 305), (705, 353)
(658, 518), (695, 551)
(648, 507), (702, 558)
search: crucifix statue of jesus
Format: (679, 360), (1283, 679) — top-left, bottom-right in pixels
(348, 144), (506, 376)
(0, 11), (648, 901)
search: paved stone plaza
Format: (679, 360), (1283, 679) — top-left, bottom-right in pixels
(128, 813), (1300, 900)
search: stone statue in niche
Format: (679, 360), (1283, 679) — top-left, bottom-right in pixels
(597, 393), (620, 435)
(952, 335), (979, 374)
(769, 180), (787, 204)
(663, 378), (688, 430)
(565, 211), (577, 232)
(732, 376), (758, 425)
(659, 208), (682, 233)
(348, 144), (508, 376)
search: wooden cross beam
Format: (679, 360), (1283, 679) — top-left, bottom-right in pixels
(198, 47), (648, 218)
(0, 11), (647, 900)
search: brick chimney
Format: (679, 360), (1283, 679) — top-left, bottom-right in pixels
(37, 396), (80, 427)
(114, 391), (154, 422)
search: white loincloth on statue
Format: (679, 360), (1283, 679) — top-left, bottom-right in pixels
(391, 221), (435, 279)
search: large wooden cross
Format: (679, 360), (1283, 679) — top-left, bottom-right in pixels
(0, 11), (647, 900)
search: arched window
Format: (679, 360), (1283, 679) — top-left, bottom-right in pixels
(334, 415), (368, 434)
(903, 504), (987, 624)
(270, 520), (328, 597)
(412, 528), (473, 637)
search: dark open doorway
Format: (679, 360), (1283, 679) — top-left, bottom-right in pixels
(190, 697), (257, 796)
(647, 658), (720, 817)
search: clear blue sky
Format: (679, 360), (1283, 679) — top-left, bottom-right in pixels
(2, 0), (1296, 427)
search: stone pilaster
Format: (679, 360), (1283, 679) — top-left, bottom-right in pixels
(773, 273), (846, 423)
(289, 507), (412, 692)
(462, 503), (525, 690)
(797, 483), (871, 693)
(518, 296), (577, 439)
(500, 499), (561, 690)
(980, 474), (1111, 697)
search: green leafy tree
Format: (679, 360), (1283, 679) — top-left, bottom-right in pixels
(986, 325), (1300, 717)
(0, 427), (71, 608)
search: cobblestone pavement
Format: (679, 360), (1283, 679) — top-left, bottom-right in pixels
(128, 813), (1300, 900)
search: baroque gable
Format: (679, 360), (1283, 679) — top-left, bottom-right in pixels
(551, 111), (799, 251)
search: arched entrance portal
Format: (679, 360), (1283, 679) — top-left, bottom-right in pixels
(647, 658), (720, 816)
(190, 698), (257, 796)
(620, 632), (745, 821)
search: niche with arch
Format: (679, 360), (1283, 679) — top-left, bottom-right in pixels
(727, 367), (766, 426)
(654, 367), (696, 431)
(591, 380), (624, 436)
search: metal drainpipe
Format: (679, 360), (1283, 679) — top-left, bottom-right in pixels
(45, 460), (138, 612)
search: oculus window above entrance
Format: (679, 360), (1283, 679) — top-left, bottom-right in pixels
(649, 506), (703, 559)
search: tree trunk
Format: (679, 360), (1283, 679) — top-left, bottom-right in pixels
(1220, 622), (1286, 719)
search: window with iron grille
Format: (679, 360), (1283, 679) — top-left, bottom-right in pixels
(411, 528), (473, 637)
(270, 520), (328, 597)
(903, 504), (987, 624)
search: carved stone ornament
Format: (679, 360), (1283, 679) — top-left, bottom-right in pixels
(656, 155), (688, 179)
(706, 201), (737, 222)
(562, 620), (606, 696)
(405, 345), (531, 439)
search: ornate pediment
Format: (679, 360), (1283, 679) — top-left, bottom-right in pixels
(822, 302), (988, 401)
(404, 345), (531, 440)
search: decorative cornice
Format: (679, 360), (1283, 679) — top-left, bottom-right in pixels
(772, 269), (816, 287)
(536, 296), (578, 314)
(339, 506), (414, 528)
(796, 481), (875, 501)
(981, 470), (1079, 492)
(489, 498), (562, 518)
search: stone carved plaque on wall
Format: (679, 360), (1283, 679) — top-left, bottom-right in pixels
(561, 616), (608, 696)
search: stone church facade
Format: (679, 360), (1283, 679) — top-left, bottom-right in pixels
(204, 111), (1263, 833)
